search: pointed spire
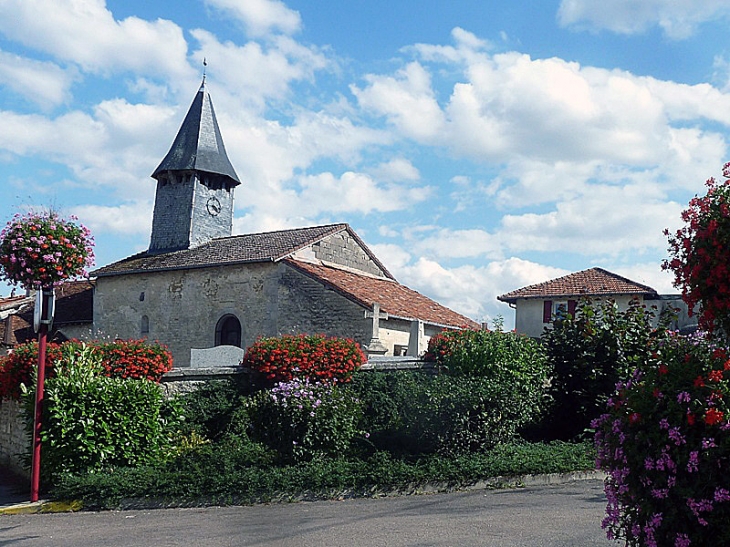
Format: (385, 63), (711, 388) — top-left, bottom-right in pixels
(152, 82), (240, 186)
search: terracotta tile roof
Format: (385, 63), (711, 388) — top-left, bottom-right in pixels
(285, 259), (479, 329)
(497, 267), (657, 304)
(52, 280), (94, 325)
(0, 281), (93, 347)
(92, 223), (392, 279)
(0, 294), (33, 311)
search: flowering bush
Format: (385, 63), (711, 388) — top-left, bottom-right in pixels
(0, 341), (63, 399)
(241, 334), (364, 385)
(244, 377), (364, 462)
(0, 211), (94, 289)
(663, 163), (730, 335)
(594, 331), (730, 546)
(0, 339), (172, 400)
(96, 339), (173, 381)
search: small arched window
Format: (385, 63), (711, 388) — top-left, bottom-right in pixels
(215, 314), (241, 347)
(140, 315), (150, 336)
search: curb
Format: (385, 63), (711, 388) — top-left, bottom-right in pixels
(0, 471), (605, 514)
(0, 499), (83, 515)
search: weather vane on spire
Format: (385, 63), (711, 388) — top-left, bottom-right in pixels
(202, 57), (207, 85)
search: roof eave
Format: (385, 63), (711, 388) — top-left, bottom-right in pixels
(498, 290), (657, 303)
(93, 257), (276, 278)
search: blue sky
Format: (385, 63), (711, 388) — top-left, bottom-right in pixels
(2, 0), (730, 328)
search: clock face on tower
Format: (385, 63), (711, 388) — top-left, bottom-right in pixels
(206, 196), (222, 216)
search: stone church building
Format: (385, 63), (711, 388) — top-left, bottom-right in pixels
(88, 81), (478, 367)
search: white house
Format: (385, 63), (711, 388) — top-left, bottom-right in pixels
(498, 267), (693, 338)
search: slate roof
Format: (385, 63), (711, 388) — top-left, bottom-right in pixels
(0, 280), (93, 347)
(497, 267), (657, 304)
(285, 259), (479, 329)
(92, 223), (393, 279)
(152, 80), (240, 185)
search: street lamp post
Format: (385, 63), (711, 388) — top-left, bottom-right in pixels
(30, 287), (54, 503)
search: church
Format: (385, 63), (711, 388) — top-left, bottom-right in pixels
(86, 81), (478, 367)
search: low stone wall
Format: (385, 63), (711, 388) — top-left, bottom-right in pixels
(160, 366), (250, 397)
(160, 357), (433, 397)
(0, 359), (432, 478)
(0, 398), (29, 478)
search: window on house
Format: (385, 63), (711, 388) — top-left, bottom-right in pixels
(215, 314), (242, 347)
(140, 315), (149, 336)
(543, 300), (577, 323)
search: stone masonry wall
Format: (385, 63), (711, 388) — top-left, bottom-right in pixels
(149, 176), (195, 252)
(94, 256), (429, 367)
(94, 262), (281, 368)
(0, 398), (29, 478)
(278, 264), (372, 347)
(189, 175), (234, 248)
(311, 231), (386, 278)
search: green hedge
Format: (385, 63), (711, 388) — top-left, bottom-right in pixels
(51, 441), (596, 509)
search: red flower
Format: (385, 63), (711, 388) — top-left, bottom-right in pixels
(709, 369), (724, 383)
(705, 408), (725, 426)
(694, 375), (706, 388)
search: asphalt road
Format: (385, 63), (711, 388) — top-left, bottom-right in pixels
(1, 479), (619, 547)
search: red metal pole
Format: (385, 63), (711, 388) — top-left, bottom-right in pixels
(30, 309), (48, 502)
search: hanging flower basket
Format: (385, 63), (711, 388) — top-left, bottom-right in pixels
(0, 211), (95, 290)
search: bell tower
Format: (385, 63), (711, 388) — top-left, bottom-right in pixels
(148, 80), (240, 254)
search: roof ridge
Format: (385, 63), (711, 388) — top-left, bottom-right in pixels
(497, 267), (657, 303)
(209, 222), (349, 242)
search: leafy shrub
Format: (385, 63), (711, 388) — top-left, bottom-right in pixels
(594, 331), (730, 545)
(175, 380), (242, 441)
(243, 378), (364, 463)
(351, 369), (550, 456)
(21, 343), (174, 484)
(0, 338), (172, 400)
(423, 327), (551, 448)
(350, 371), (435, 455)
(539, 298), (668, 441)
(51, 441), (596, 510)
(241, 334), (364, 386)
(424, 326), (549, 382)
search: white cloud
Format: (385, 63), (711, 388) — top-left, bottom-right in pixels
(72, 202), (152, 236)
(557, 0), (730, 39)
(205, 0), (301, 37)
(499, 183), (684, 257)
(409, 228), (503, 260)
(0, 0), (191, 83)
(0, 98), (177, 203)
(190, 30), (328, 109)
(295, 171), (431, 215)
(352, 62), (446, 141)
(369, 158), (420, 182)
(390, 255), (569, 325)
(0, 51), (77, 109)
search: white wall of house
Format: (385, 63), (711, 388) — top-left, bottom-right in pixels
(514, 295), (646, 339)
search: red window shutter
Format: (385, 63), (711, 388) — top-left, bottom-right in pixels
(568, 300), (577, 317)
(543, 300), (552, 323)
